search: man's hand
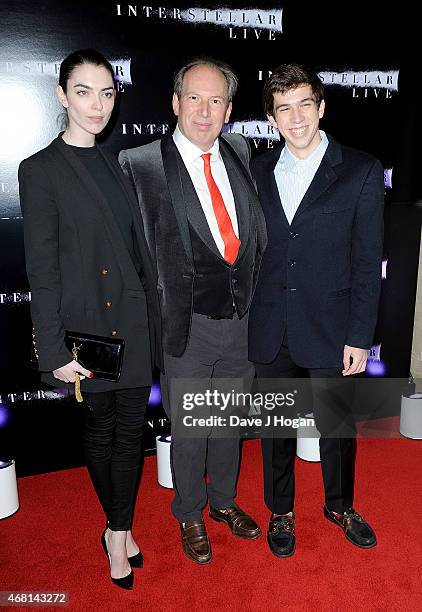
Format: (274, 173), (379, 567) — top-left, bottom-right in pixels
(342, 345), (368, 376)
(53, 360), (93, 383)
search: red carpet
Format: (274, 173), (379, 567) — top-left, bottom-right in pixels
(1, 438), (422, 611)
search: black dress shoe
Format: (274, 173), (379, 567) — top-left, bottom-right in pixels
(267, 513), (295, 558)
(324, 506), (377, 548)
(209, 504), (262, 539)
(101, 529), (134, 590)
(180, 519), (212, 564)
(128, 551), (143, 568)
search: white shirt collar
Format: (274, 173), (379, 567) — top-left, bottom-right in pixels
(173, 124), (220, 165)
(280, 130), (328, 172)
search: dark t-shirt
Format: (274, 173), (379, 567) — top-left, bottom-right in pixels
(66, 143), (143, 275)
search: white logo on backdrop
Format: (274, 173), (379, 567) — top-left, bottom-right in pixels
(0, 59), (132, 87)
(258, 69), (399, 99)
(115, 4), (283, 38)
(0, 292), (31, 305)
(181, 7), (282, 30)
(319, 71), (399, 91)
(384, 168), (393, 189)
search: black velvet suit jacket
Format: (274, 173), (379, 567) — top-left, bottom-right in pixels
(19, 134), (162, 391)
(248, 135), (385, 368)
(119, 132), (267, 357)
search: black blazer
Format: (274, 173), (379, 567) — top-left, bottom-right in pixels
(248, 135), (384, 368)
(18, 134), (162, 391)
(119, 132), (267, 357)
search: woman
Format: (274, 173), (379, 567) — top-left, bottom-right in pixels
(18, 49), (162, 590)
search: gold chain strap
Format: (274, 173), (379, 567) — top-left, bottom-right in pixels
(33, 328), (83, 403)
(71, 343), (83, 403)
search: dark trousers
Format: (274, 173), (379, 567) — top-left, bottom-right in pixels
(161, 312), (255, 523)
(83, 386), (150, 531)
(255, 343), (356, 515)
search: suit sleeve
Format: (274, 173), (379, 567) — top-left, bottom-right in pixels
(346, 159), (384, 348)
(118, 149), (136, 189)
(18, 159), (71, 371)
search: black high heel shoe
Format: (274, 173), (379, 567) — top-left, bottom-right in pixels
(101, 529), (134, 590)
(128, 551), (143, 569)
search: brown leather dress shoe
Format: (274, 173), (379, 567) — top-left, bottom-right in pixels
(209, 504), (262, 539)
(180, 519), (212, 564)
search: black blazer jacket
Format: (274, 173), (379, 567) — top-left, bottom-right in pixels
(119, 132), (267, 357)
(19, 134), (162, 391)
(248, 135), (384, 368)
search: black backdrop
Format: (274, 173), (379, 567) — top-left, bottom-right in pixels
(0, 1), (419, 475)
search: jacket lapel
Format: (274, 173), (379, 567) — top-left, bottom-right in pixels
(221, 136), (267, 255)
(291, 136), (342, 223)
(52, 136), (142, 291)
(160, 135), (194, 263)
(261, 145), (290, 229)
(219, 138), (251, 259)
(97, 146), (158, 288)
(161, 132), (265, 264)
(180, 167), (223, 259)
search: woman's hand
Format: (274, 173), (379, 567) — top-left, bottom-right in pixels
(53, 360), (93, 383)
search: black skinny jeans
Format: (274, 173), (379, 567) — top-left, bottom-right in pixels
(83, 387), (150, 531)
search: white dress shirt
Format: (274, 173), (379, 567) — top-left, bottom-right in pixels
(274, 130), (329, 224)
(172, 125), (239, 257)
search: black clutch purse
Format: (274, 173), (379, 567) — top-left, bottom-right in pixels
(31, 328), (125, 382)
(64, 331), (125, 382)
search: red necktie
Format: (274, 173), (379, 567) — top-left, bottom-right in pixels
(201, 153), (241, 264)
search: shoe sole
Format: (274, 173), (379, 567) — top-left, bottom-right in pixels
(324, 512), (377, 549)
(267, 536), (296, 558)
(209, 514), (262, 539)
(182, 546), (212, 565)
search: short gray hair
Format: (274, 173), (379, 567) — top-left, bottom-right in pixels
(173, 57), (238, 103)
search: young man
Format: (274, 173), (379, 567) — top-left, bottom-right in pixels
(249, 63), (384, 557)
(119, 58), (267, 564)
